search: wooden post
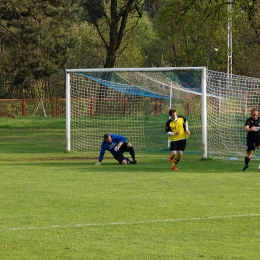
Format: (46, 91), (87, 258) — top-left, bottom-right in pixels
(21, 99), (26, 116)
(154, 98), (158, 116)
(55, 98), (60, 117)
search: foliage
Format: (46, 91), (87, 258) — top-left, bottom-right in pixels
(83, 0), (146, 68)
(232, 0), (260, 77)
(153, 0), (228, 70)
(0, 0), (81, 98)
(1, 0), (260, 99)
(115, 11), (156, 67)
(153, 0), (260, 75)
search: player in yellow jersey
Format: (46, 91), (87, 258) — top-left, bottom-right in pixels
(165, 109), (190, 170)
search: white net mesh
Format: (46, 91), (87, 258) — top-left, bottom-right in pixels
(70, 74), (145, 152)
(207, 70), (260, 159)
(68, 69), (202, 154)
(67, 68), (260, 160)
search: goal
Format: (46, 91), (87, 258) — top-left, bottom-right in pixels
(65, 67), (260, 160)
(206, 70), (260, 160)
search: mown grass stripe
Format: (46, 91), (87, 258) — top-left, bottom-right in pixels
(5, 213), (260, 231)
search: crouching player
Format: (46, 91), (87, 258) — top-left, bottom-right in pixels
(95, 133), (137, 166)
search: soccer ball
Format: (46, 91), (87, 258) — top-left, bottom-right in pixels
(258, 165), (260, 172)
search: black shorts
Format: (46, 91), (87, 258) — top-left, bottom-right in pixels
(170, 139), (187, 151)
(113, 143), (128, 164)
(246, 138), (260, 151)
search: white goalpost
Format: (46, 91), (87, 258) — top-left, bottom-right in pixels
(65, 67), (207, 157)
(65, 67), (260, 160)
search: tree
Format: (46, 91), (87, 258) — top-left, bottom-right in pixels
(84, 0), (150, 68)
(0, 0), (81, 98)
(151, 0), (260, 76)
(233, 0), (260, 77)
(151, 0), (228, 71)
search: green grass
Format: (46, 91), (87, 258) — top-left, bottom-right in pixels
(1, 117), (260, 259)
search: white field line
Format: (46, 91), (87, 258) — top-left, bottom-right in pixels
(4, 214), (260, 231)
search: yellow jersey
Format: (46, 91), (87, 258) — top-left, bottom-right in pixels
(165, 116), (189, 141)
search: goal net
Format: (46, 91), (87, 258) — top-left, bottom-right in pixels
(207, 70), (260, 159)
(65, 67), (260, 160)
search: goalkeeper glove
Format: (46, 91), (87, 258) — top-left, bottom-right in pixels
(114, 142), (123, 151)
(95, 162), (102, 166)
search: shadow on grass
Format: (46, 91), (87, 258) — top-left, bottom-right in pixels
(1, 154), (246, 174)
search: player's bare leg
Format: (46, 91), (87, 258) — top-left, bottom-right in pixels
(170, 151), (176, 163)
(122, 158), (131, 164)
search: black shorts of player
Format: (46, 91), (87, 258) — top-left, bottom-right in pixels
(113, 143), (129, 164)
(170, 139), (186, 151)
(246, 138), (260, 151)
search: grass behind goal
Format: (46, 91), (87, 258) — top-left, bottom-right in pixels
(1, 117), (260, 259)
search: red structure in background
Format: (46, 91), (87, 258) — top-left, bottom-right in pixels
(121, 98), (126, 116)
(21, 99), (26, 116)
(87, 97), (94, 116)
(0, 98), (66, 117)
(154, 98), (158, 116)
(0, 97), (165, 117)
(55, 98), (60, 117)
(185, 96), (190, 114)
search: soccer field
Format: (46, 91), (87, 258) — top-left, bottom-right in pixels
(1, 117), (260, 259)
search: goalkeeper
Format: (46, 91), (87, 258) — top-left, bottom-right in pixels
(95, 134), (137, 165)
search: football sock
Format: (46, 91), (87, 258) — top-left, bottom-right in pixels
(245, 156), (250, 166)
(172, 154), (182, 166)
(128, 146), (135, 160)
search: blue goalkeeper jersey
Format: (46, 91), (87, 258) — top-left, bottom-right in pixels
(98, 134), (127, 162)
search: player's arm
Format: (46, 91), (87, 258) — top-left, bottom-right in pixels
(114, 141), (123, 151)
(165, 119), (175, 135)
(112, 134), (126, 151)
(95, 144), (105, 165)
(184, 120), (190, 136)
(114, 137), (125, 151)
(244, 119), (255, 132)
(245, 125), (252, 132)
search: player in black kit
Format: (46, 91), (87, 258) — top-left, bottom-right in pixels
(242, 108), (260, 171)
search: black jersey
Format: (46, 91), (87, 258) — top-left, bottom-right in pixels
(245, 116), (260, 140)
